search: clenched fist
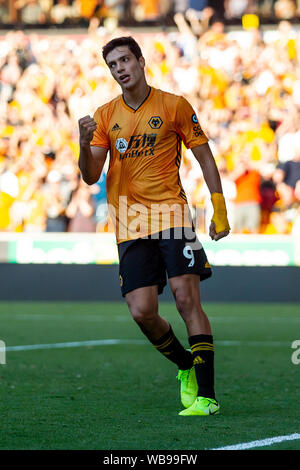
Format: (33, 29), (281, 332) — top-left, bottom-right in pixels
(78, 115), (97, 146)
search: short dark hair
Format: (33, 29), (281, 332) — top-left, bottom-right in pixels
(102, 36), (143, 63)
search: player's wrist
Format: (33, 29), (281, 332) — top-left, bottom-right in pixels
(211, 192), (230, 233)
(80, 139), (92, 148)
(211, 192), (226, 210)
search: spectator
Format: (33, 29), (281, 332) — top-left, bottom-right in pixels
(44, 170), (68, 232)
(66, 181), (96, 232)
(276, 117), (300, 163)
(132, 0), (161, 21)
(173, 0), (189, 14)
(92, 171), (109, 231)
(0, 0), (9, 23)
(0, 159), (19, 231)
(292, 180), (300, 239)
(263, 209), (292, 234)
(231, 153), (262, 233)
(256, 1), (277, 17)
(259, 163), (279, 231)
(274, 0), (297, 19)
(224, 0), (250, 19)
(189, 0), (208, 17)
(16, 0), (47, 24)
(1, 53), (22, 88)
(185, 6), (214, 37)
(272, 148), (300, 226)
(273, 147), (300, 190)
(50, 0), (80, 24)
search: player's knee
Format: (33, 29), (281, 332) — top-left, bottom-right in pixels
(174, 286), (205, 324)
(128, 302), (157, 327)
(175, 291), (194, 317)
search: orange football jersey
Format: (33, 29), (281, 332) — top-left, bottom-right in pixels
(91, 87), (208, 242)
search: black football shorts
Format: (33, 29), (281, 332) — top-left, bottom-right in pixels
(117, 227), (212, 297)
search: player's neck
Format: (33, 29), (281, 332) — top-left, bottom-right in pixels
(122, 80), (151, 111)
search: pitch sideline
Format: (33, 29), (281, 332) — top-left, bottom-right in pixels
(4, 338), (291, 352)
(211, 433), (300, 450)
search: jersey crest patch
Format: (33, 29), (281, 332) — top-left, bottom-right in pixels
(148, 116), (163, 129)
(115, 138), (128, 153)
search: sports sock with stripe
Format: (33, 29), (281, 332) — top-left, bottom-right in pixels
(150, 325), (193, 370)
(188, 334), (216, 399)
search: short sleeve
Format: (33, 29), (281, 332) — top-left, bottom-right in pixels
(174, 97), (208, 148)
(90, 108), (110, 149)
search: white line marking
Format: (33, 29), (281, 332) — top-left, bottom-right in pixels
(0, 313), (132, 322)
(5, 339), (146, 352)
(4, 338), (290, 352)
(217, 340), (289, 347)
(212, 433), (300, 450)
(2, 313), (300, 323)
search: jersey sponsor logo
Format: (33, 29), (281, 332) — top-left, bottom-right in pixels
(111, 123), (121, 131)
(191, 113), (198, 124)
(191, 113), (204, 137)
(193, 123), (204, 137)
(115, 138), (128, 153)
(148, 116), (163, 129)
(119, 133), (157, 160)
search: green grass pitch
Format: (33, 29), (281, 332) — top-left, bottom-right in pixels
(0, 301), (299, 450)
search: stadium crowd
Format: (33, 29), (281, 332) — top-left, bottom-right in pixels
(0, 7), (300, 235)
(2, 1), (300, 27)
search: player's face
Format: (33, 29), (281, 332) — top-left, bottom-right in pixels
(105, 46), (145, 90)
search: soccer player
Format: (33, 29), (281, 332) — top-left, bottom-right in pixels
(78, 36), (230, 416)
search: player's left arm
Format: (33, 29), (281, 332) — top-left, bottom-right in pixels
(191, 142), (230, 241)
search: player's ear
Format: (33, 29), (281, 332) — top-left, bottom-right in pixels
(139, 56), (145, 69)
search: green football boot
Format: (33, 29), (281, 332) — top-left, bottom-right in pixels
(176, 366), (198, 408)
(179, 396), (220, 416)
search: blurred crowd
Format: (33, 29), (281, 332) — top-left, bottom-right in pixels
(1, 1), (300, 27)
(0, 9), (300, 236)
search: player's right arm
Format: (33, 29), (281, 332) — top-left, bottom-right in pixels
(78, 115), (108, 185)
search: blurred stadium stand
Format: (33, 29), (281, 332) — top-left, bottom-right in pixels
(1, 12), (300, 236)
(0, 1), (299, 301)
(1, 1), (300, 29)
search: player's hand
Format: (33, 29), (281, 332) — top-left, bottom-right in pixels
(209, 221), (229, 241)
(210, 192), (230, 241)
(78, 115), (97, 146)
